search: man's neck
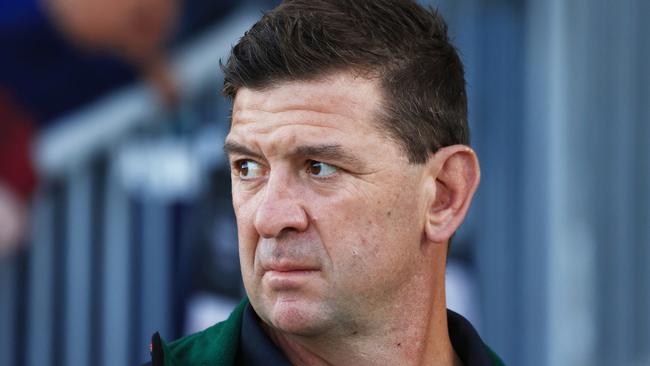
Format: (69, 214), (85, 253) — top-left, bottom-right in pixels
(267, 334), (462, 366)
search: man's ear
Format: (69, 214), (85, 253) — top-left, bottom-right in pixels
(423, 145), (480, 244)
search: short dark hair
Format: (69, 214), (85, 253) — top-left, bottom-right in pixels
(221, 0), (468, 164)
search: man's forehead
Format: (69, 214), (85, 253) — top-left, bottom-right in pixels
(231, 73), (382, 123)
(224, 72), (398, 162)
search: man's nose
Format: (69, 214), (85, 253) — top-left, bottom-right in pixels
(253, 174), (308, 238)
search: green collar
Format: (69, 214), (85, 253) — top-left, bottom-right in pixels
(157, 298), (247, 366)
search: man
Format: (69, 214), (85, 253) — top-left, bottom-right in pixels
(147, 0), (504, 365)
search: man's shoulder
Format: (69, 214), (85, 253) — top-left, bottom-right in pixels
(147, 298), (248, 366)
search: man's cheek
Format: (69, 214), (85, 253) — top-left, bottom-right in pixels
(237, 228), (258, 273)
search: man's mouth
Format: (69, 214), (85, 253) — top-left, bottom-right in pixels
(262, 262), (321, 289)
(264, 262), (320, 273)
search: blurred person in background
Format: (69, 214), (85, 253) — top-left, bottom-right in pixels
(0, 0), (179, 256)
(146, 1), (504, 365)
(0, 93), (35, 257)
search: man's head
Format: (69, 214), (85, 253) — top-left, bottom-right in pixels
(222, 0), (479, 346)
(222, 0), (469, 163)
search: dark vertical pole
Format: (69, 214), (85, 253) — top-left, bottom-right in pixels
(128, 198), (143, 366)
(171, 202), (185, 340)
(13, 247), (29, 366)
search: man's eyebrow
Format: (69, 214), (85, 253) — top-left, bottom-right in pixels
(223, 141), (263, 161)
(291, 144), (364, 167)
(223, 142), (365, 167)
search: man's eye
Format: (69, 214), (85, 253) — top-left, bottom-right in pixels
(306, 160), (337, 177)
(236, 160), (265, 179)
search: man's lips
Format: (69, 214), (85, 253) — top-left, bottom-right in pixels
(261, 259), (320, 272)
(264, 263), (320, 272)
(264, 265), (319, 275)
(262, 263), (320, 288)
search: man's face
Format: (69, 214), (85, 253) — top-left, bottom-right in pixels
(225, 73), (432, 336)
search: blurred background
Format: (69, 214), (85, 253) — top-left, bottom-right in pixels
(0, 0), (648, 365)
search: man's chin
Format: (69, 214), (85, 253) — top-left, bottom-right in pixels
(263, 297), (331, 337)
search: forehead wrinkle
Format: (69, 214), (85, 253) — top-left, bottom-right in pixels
(227, 124), (341, 163)
(227, 110), (389, 170)
(233, 80), (379, 129)
(231, 109), (355, 139)
(225, 126), (374, 173)
(234, 75), (375, 112)
(236, 102), (350, 116)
